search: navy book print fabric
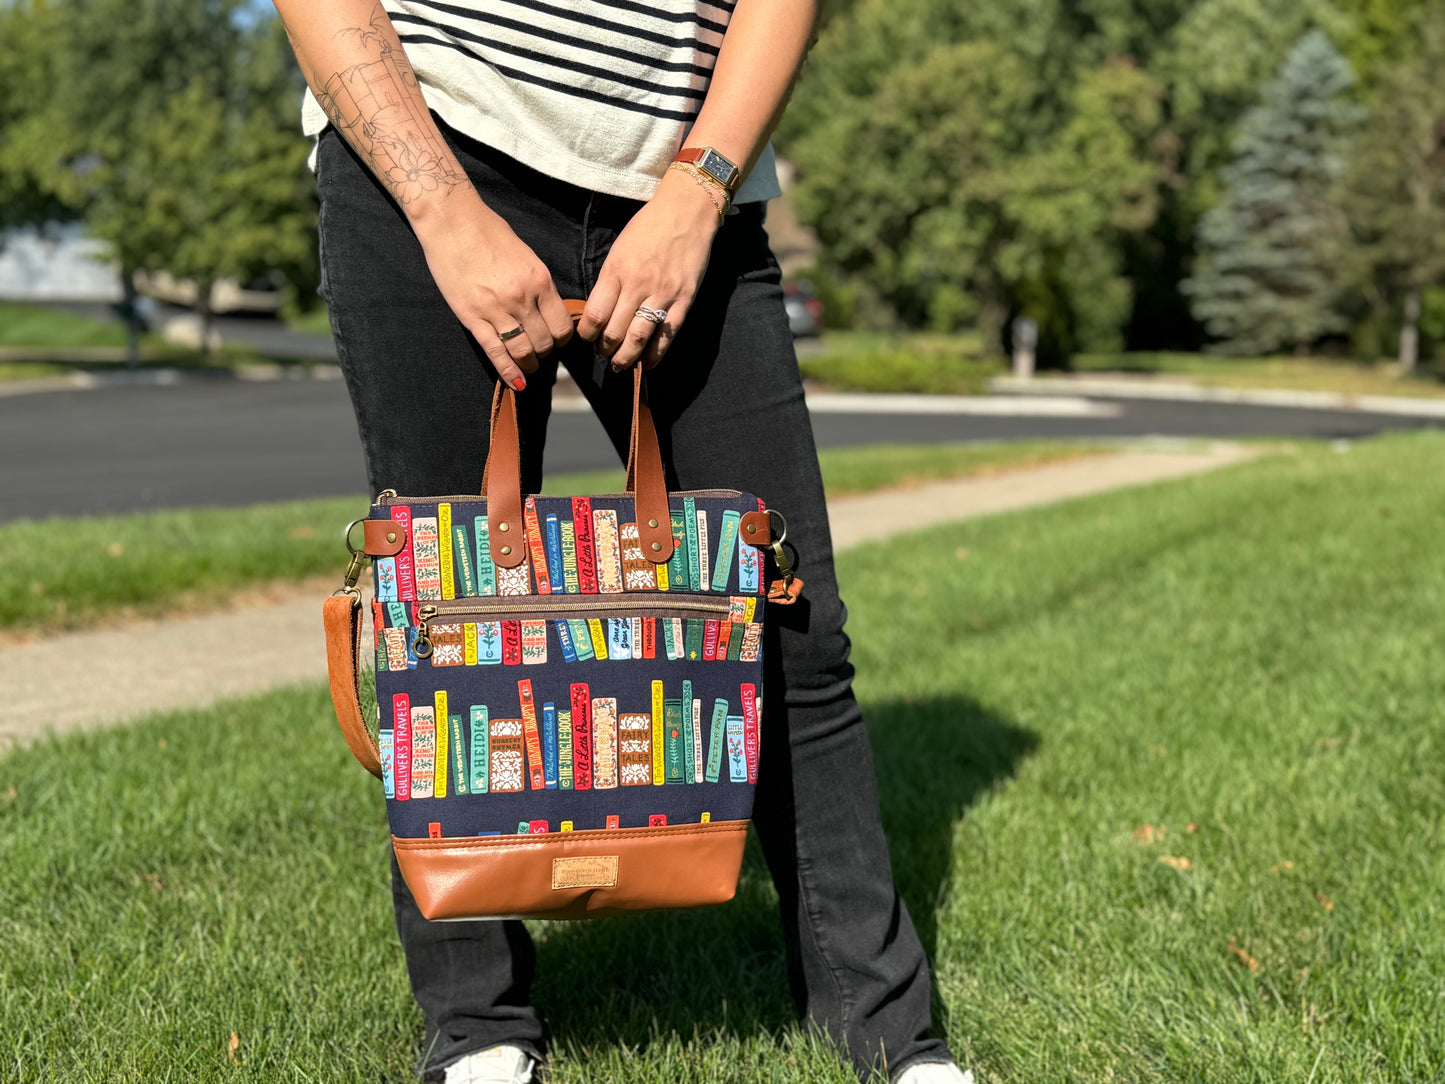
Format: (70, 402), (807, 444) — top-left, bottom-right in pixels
(370, 490), (767, 841)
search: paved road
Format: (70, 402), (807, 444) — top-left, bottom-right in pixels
(2, 377), (1440, 521)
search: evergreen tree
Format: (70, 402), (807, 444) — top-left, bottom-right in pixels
(1185, 30), (1360, 355)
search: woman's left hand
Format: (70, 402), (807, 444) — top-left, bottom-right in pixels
(577, 169), (724, 371)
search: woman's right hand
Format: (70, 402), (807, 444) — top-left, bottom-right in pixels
(411, 189), (574, 390)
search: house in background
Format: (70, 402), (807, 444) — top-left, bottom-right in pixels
(0, 223), (121, 303)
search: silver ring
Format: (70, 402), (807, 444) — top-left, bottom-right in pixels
(634, 306), (668, 325)
(498, 326), (525, 341)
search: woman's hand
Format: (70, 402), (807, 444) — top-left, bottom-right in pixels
(412, 189), (576, 390)
(577, 169), (723, 371)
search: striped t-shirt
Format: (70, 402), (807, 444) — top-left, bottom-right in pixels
(302, 0), (780, 203)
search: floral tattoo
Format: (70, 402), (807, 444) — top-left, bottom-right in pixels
(316, 5), (469, 206)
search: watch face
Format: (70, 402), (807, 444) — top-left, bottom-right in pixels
(699, 149), (739, 188)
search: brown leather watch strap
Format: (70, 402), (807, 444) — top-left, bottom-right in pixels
(672, 146), (741, 195)
(323, 592), (383, 779)
(483, 300), (674, 566)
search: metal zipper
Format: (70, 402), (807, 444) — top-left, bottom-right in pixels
(411, 594), (736, 657)
(374, 487), (746, 505)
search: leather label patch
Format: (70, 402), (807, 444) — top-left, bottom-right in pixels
(551, 855), (619, 890)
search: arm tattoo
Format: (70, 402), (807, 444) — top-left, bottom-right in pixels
(316, 4), (469, 206)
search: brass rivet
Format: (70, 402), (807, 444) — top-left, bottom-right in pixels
(647, 518), (659, 528)
(500, 545), (512, 556)
(746, 523), (756, 534)
(386, 531), (397, 543)
(498, 521), (510, 532)
(651, 541), (662, 552)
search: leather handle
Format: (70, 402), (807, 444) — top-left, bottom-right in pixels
(482, 299), (674, 566)
(324, 593), (384, 779)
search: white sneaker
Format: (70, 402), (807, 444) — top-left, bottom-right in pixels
(443, 1045), (537, 1084)
(896, 1062), (975, 1084)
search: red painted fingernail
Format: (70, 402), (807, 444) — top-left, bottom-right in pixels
(512, 375), (526, 391)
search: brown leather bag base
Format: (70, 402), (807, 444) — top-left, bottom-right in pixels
(394, 818), (748, 920)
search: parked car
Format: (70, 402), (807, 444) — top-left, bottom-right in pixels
(783, 279), (824, 338)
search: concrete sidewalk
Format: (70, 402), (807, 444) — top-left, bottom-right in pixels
(0, 444), (1257, 750)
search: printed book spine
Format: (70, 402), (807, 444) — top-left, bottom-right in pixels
(469, 704), (488, 793)
(518, 679), (545, 790)
(570, 682), (593, 790)
(696, 507), (711, 592)
(412, 517), (442, 600)
(542, 701), (559, 789)
(560, 518), (579, 593)
(432, 690), (449, 798)
(393, 693), (412, 799)
(391, 505), (415, 601)
(454, 523), (476, 595)
(664, 698), (684, 784)
(651, 679), (666, 786)
(450, 713), (468, 795)
(683, 497), (700, 590)
(705, 697), (727, 783)
(474, 515), (496, 596)
(545, 512), (564, 591)
(591, 697), (619, 790)
(438, 503), (455, 600)
(523, 497), (552, 594)
(571, 497), (598, 593)
(712, 509), (740, 593)
(592, 508), (624, 593)
(557, 708), (573, 789)
(681, 679), (695, 783)
(410, 705), (436, 798)
(741, 683), (760, 785)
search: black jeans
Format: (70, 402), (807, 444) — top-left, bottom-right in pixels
(315, 122), (951, 1082)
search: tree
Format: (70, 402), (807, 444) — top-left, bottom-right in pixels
(86, 78), (313, 353)
(1184, 30), (1360, 356)
(783, 5), (1168, 362)
(1336, 12), (1445, 370)
(0, 2), (317, 360)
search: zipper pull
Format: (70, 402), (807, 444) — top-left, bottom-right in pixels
(414, 604), (438, 659)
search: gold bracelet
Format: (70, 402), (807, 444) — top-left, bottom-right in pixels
(666, 161), (730, 224)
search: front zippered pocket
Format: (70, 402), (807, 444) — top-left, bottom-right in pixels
(413, 595), (734, 658)
(383, 593), (758, 667)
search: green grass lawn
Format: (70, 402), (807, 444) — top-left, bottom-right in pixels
(0, 300), (328, 376)
(3, 432), (1442, 1080)
(285, 305), (335, 338)
(0, 301), (132, 348)
(1072, 351), (1445, 399)
(0, 441), (1101, 634)
(800, 330), (1000, 396)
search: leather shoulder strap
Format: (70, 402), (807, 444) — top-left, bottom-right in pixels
(323, 593), (384, 779)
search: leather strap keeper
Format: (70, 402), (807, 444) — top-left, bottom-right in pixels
(362, 519), (406, 557)
(394, 819), (748, 920)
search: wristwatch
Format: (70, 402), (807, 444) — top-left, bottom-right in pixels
(672, 146), (741, 196)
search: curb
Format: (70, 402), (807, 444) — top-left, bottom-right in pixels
(0, 364), (345, 397)
(989, 375), (1445, 419)
(1, 365), (1114, 417)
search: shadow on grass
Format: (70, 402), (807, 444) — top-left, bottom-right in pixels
(530, 694), (1037, 1054)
